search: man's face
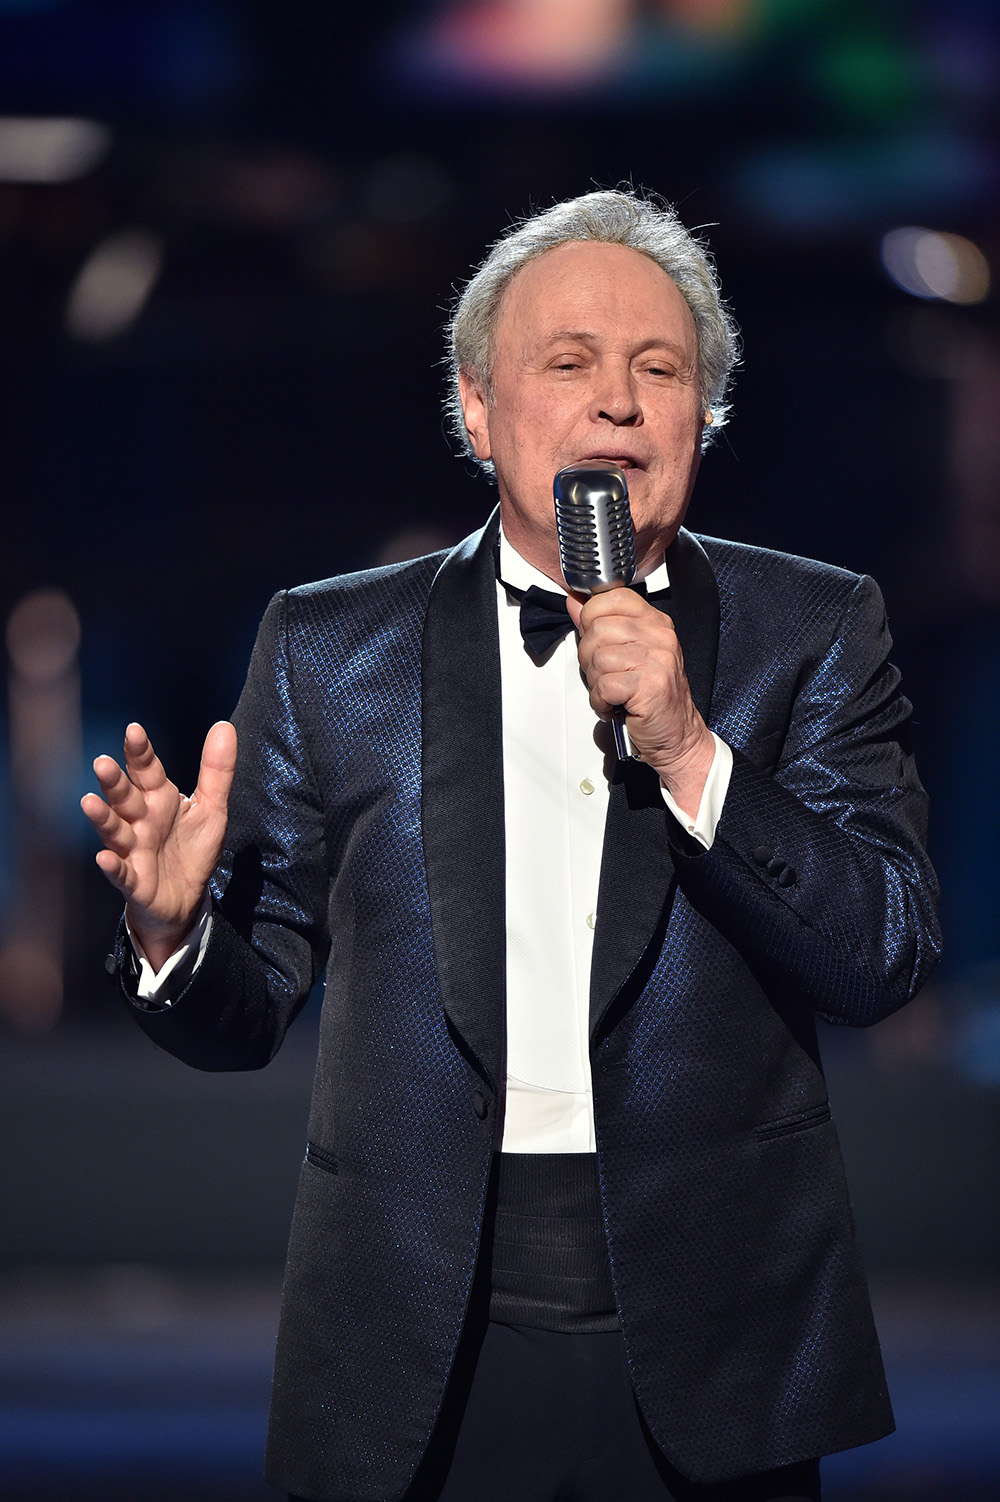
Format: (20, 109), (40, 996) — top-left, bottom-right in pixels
(459, 240), (705, 580)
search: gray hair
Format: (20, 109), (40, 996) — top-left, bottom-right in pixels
(444, 188), (739, 474)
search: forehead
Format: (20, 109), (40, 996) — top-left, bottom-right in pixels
(494, 240), (695, 350)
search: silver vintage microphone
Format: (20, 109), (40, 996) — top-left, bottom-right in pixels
(554, 461), (636, 761)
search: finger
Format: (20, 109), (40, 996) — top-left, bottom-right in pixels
(122, 722), (170, 794)
(589, 672), (637, 718)
(81, 792), (137, 855)
(579, 588), (650, 629)
(582, 605), (676, 650)
(93, 755), (148, 821)
(589, 643), (653, 677)
(578, 636), (664, 694)
(94, 847), (136, 898)
(565, 594), (585, 630)
(194, 721), (238, 812)
(579, 615), (650, 653)
(92, 753), (124, 788)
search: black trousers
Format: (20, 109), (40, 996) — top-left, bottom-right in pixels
(293, 1321), (822, 1502)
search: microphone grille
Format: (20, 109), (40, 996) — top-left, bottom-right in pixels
(554, 463), (636, 594)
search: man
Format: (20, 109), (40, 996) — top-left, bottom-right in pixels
(83, 190), (940, 1502)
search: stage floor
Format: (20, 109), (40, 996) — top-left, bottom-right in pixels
(0, 1269), (996, 1501)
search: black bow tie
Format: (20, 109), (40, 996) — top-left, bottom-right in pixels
(501, 576), (667, 659)
(514, 584), (576, 657)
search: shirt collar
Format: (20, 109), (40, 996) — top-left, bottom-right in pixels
(498, 525), (671, 596)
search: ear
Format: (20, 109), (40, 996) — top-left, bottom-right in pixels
(458, 366), (492, 461)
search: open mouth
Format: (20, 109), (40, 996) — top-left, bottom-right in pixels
(578, 454), (645, 471)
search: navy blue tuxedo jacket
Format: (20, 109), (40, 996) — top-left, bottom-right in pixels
(122, 511), (940, 1502)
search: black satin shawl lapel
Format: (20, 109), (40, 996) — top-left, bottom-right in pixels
(589, 527), (720, 1035)
(422, 508), (505, 1091)
(662, 528), (719, 725)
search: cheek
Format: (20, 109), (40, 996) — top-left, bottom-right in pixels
(528, 394), (586, 458)
(503, 399), (560, 463)
(659, 404), (703, 465)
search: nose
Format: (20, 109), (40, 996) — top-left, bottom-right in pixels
(591, 361), (642, 427)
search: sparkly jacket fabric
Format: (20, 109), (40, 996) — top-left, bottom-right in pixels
(122, 512), (940, 1502)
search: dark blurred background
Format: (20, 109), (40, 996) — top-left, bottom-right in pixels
(0, 2), (997, 1498)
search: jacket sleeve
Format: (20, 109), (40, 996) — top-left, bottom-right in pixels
(669, 573), (941, 1025)
(119, 590), (332, 1070)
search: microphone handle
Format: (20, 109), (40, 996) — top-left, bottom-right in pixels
(611, 715), (629, 761)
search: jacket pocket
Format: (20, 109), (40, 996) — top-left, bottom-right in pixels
(754, 1102), (831, 1142)
(304, 1140), (340, 1175)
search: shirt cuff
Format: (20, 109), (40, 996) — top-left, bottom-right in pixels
(659, 733), (733, 850)
(127, 891), (214, 1006)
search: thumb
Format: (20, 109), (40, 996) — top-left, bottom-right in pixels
(195, 720), (238, 811)
(565, 593), (585, 630)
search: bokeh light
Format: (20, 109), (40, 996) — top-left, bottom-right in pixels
(6, 589), (81, 684)
(1, 588), (82, 1034)
(0, 116), (110, 184)
(881, 225), (991, 304)
(65, 229), (164, 341)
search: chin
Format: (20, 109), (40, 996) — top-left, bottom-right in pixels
(636, 506), (686, 553)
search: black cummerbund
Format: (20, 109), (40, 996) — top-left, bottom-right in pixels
(487, 1152), (620, 1333)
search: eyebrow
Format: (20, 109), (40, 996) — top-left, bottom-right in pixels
(539, 330), (691, 357)
(543, 330), (597, 343)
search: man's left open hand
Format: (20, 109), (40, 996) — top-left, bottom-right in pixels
(566, 589), (715, 819)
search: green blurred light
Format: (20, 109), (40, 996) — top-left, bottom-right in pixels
(822, 34), (920, 117)
(759, 0), (836, 31)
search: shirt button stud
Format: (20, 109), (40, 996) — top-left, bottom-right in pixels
(580, 777), (595, 795)
(586, 912), (596, 930)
